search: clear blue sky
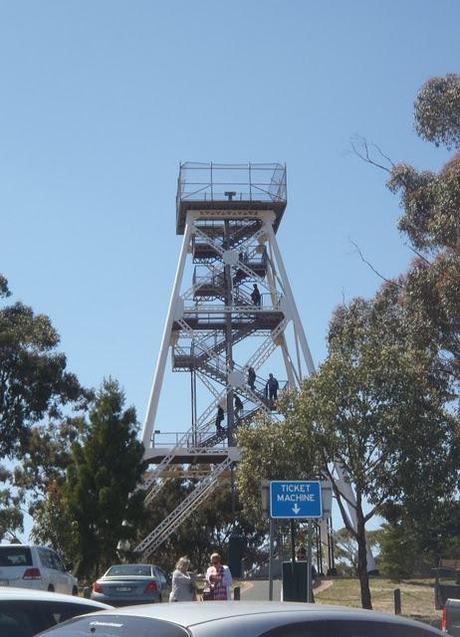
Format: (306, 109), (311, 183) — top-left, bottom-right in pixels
(1, 2), (458, 446)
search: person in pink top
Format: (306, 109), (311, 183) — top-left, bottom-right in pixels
(205, 552), (232, 600)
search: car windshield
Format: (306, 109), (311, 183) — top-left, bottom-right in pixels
(105, 565), (151, 577)
(0, 546), (32, 567)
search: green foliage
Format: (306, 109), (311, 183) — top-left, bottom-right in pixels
(56, 379), (147, 579)
(334, 527), (381, 576)
(388, 159), (459, 252)
(30, 484), (78, 565)
(245, 291), (455, 609)
(415, 74), (460, 149)
(388, 75), (460, 384)
(0, 284), (89, 459)
(316, 294), (455, 514)
(378, 521), (427, 580)
(344, 74), (460, 597)
(0, 276), (10, 298)
(0, 275), (90, 539)
(236, 414), (323, 522)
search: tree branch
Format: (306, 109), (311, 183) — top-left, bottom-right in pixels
(350, 135), (393, 173)
(350, 239), (402, 288)
(406, 243), (432, 265)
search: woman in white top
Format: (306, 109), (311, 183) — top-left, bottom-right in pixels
(169, 556), (195, 602)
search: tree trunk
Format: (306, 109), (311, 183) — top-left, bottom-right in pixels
(356, 505), (372, 609)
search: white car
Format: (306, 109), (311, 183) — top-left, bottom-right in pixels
(0, 544), (78, 594)
(0, 587), (112, 636)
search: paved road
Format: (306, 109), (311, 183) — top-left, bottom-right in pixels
(241, 579), (282, 601)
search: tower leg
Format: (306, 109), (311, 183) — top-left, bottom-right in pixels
(265, 222), (316, 377)
(141, 223), (192, 448)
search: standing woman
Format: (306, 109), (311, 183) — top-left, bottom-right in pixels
(169, 557), (195, 602)
(205, 552), (232, 600)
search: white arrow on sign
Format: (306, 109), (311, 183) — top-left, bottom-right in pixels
(292, 504), (300, 514)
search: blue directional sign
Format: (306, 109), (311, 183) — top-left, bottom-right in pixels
(270, 480), (322, 519)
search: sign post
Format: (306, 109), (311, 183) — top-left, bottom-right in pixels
(270, 480), (323, 603)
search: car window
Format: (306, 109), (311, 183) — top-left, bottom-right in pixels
(262, 619), (440, 637)
(0, 600), (102, 637)
(38, 548), (55, 570)
(50, 550), (66, 572)
(105, 564), (151, 576)
(0, 546), (32, 567)
(37, 614), (191, 637)
(156, 568), (168, 585)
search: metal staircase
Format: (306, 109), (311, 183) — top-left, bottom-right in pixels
(136, 454), (235, 557)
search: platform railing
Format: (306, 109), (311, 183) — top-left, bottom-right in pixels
(177, 163), (287, 206)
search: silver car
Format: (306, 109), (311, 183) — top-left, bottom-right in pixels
(0, 586), (111, 637)
(90, 563), (171, 606)
(37, 600), (443, 636)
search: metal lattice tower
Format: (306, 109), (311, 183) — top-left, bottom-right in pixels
(136, 163), (332, 562)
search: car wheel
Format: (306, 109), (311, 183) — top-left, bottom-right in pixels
(72, 586), (78, 596)
(47, 585), (55, 592)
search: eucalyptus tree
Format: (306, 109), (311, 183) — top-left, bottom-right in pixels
(0, 275), (89, 539)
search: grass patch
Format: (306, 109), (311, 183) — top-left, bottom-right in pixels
(315, 577), (440, 627)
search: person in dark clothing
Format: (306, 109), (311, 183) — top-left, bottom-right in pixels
(215, 406), (225, 433)
(265, 373), (279, 403)
(296, 546), (306, 561)
(251, 284), (261, 306)
(247, 366), (256, 391)
(234, 395), (243, 419)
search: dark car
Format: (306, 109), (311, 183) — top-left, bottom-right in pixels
(0, 586), (111, 637)
(90, 563), (171, 606)
(37, 600), (443, 637)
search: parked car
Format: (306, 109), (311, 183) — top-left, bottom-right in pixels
(38, 600), (444, 637)
(0, 586), (112, 637)
(443, 597), (460, 635)
(90, 563), (171, 606)
(0, 544), (78, 594)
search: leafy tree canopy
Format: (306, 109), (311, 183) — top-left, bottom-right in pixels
(0, 275), (90, 539)
(414, 74), (460, 149)
(236, 415), (323, 523)
(33, 379), (147, 580)
(0, 278), (90, 459)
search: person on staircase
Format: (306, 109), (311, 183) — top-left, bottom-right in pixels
(234, 394), (243, 420)
(215, 405), (225, 434)
(251, 283), (261, 307)
(265, 373), (279, 407)
(247, 366), (256, 391)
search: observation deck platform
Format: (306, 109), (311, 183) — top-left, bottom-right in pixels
(143, 444), (241, 465)
(176, 162), (287, 235)
(174, 309), (284, 332)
